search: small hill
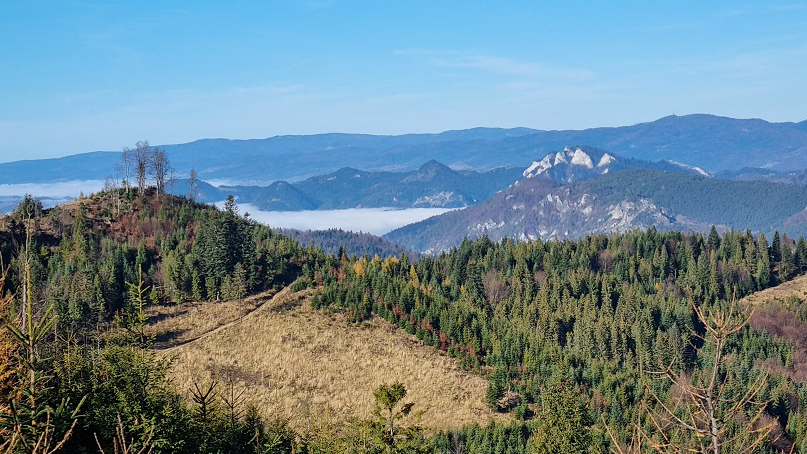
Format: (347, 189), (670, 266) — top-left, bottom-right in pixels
(227, 181), (321, 211)
(156, 287), (500, 431)
(169, 178), (227, 201)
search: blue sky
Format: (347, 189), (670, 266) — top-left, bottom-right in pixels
(1, 1), (805, 161)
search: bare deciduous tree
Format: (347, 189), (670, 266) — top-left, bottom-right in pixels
(150, 146), (171, 199)
(120, 147), (133, 195)
(188, 168), (199, 202)
(482, 270), (508, 310)
(111, 166), (123, 216)
(134, 140), (151, 195)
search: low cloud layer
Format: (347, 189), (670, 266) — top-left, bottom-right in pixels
(216, 203), (452, 236)
(0, 180), (106, 198)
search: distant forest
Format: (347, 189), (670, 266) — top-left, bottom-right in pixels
(279, 227), (412, 259)
(588, 169), (807, 233)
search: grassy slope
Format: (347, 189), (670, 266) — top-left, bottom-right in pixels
(146, 289), (281, 349)
(153, 287), (500, 432)
(741, 273), (807, 382)
(741, 273), (807, 307)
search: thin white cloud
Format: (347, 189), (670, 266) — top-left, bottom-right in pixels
(616, 44), (807, 82)
(397, 49), (595, 80)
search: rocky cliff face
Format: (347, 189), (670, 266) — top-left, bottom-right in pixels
(521, 145), (708, 183)
(385, 175), (711, 253)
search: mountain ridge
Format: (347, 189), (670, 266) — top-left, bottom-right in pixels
(384, 166), (807, 253)
(4, 114), (807, 185)
(167, 160), (524, 211)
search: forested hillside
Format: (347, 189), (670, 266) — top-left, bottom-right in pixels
(587, 170), (807, 230)
(311, 228), (807, 452)
(279, 227), (412, 258)
(3, 187), (807, 453)
(0, 189), (329, 453)
(0, 190), (326, 330)
(386, 169), (807, 252)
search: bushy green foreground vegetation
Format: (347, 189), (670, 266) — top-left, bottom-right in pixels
(2, 187), (807, 453)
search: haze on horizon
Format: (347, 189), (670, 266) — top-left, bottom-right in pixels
(1, 1), (806, 162)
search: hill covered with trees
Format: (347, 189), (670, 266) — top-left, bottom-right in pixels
(311, 227), (807, 452)
(386, 169), (807, 252)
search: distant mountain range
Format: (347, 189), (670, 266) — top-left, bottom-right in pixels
(6, 142), (807, 258)
(168, 160), (524, 210)
(0, 148), (711, 214)
(161, 146), (718, 213)
(2, 114), (807, 186)
(715, 168), (807, 185)
(385, 148), (807, 253)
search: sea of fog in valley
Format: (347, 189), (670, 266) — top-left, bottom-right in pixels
(0, 180), (107, 198)
(0, 180), (108, 212)
(215, 202), (452, 236)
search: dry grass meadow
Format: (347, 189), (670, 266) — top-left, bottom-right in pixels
(741, 272), (807, 307)
(150, 287), (500, 432)
(146, 289), (278, 348)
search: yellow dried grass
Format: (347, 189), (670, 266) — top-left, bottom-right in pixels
(741, 273), (807, 307)
(154, 288), (501, 432)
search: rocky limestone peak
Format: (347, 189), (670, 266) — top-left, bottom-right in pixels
(522, 146), (620, 181)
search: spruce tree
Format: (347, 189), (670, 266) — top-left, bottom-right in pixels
(771, 230), (782, 263)
(707, 225), (721, 252)
(796, 237), (807, 272)
(756, 232), (771, 288)
(529, 381), (593, 454)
